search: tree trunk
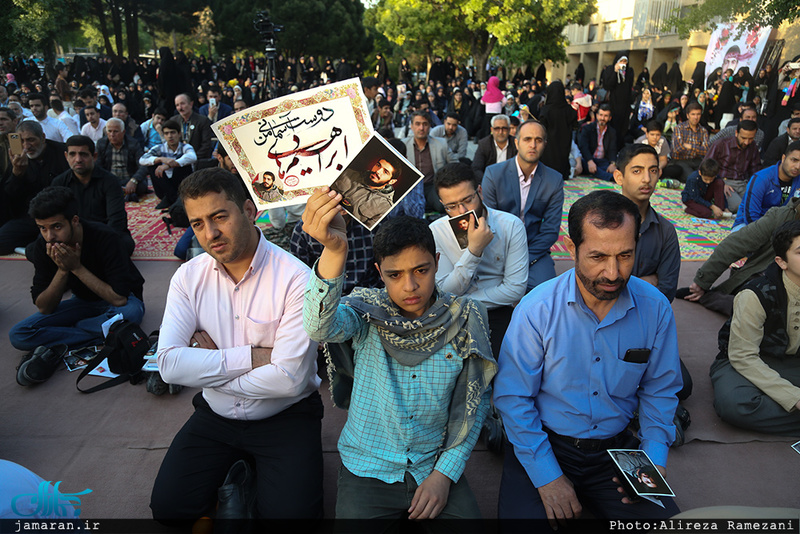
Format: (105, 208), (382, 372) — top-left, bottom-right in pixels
(107, 0), (125, 61)
(124, 1), (140, 60)
(425, 49), (432, 83)
(470, 30), (496, 82)
(43, 38), (58, 82)
(92, 0), (117, 58)
(171, 30), (178, 53)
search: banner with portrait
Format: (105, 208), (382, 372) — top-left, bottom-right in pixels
(704, 23), (771, 88)
(211, 78), (373, 210)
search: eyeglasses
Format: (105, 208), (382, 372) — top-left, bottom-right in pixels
(442, 192), (478, 213)
(492, 126), (510, 131)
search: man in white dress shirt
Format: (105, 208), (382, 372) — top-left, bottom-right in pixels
(430, 162), (528, 356)
(27, 93), (73, 143)
(150, 168), (323, 522)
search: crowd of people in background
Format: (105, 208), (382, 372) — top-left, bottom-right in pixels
(3, 44), (800, 525)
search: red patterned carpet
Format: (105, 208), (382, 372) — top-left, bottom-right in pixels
(126, 193), (186, 260)
(1, 179), (730, 262)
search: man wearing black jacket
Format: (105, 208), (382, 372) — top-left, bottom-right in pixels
(96, 118), (148, 200)
(578, 104), (618, 181)
(0, 121), (69, 255)
(52, 135), (135, 255)
(171, 93), (213, 160)
(471, 114), (517, 182)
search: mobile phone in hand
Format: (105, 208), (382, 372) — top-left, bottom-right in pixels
(8, 133), (22, 156)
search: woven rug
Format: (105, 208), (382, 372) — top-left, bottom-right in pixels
(126, 193), (186, 260)
(0, 193), (188, 262)
(551, 177), (732, 261)
(0, 178), (729, 262)
(128, 194), (280, 260)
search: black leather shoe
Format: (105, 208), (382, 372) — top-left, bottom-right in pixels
(16, 344), (68, 386)
(483, 410), (505, 454)
(675, 287), (691, 300)
(672, 405), (691, 447)
(154, 198), (170, 210)
(216, 459), (256, 520)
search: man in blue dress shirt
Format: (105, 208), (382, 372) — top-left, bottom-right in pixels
(494, 190), (682, 526)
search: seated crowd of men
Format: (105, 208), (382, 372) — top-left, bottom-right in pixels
(3, 63), (800, 527)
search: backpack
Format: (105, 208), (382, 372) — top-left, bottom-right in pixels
(76, 319), (150, 394)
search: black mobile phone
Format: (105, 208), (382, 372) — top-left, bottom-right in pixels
(623, 348), (651, 363)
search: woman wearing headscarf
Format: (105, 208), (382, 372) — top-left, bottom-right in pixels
(539, 80), (577, 180)
(651, 62), (668, 93)
(157, 47), (180, 115)
(630, 87), (656, 139)
(503, 93), (519, 116)
(661, 101), (681, 143)
(448, 88), (471, 125)
(399, 58), (413, 87)
(690, 61), (706, 92)
(636, 67), (650, 90)
(698, 91), (714, 130)
(479, 75), (505, 139)
(601, 51), (634, 151)
(733, 67), (754, 102)
(174, 51), (194, 97)
(715, 74), (738, 126)
(666, 62), (683, 95)
(512, 68), (525, 86)
(574, 63), (585, 85)
(535, 64), (547, 86)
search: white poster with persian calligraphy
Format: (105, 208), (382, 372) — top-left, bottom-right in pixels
(211, 78), (373, 210)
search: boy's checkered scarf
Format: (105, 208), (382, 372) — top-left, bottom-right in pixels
(326, 287), (497, 451)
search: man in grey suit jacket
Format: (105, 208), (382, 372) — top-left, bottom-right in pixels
(483, 120), (564, 289)
(404, 110), (459, 212)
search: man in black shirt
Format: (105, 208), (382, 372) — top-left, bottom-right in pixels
(52, 135), (135, 255)
(0, 120), (69, 255)
(10, 186), (145, 384)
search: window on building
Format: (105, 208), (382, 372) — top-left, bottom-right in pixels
(603, 21), (616, 41)
(621, 18), (632, 40)
(587, 24), (598, 42)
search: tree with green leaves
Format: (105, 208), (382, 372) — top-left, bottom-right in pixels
(6, 0), (86, 78)
(666, 0), (799, 39)
(210, 0), (370, 59)
(372, 0), (595, 82)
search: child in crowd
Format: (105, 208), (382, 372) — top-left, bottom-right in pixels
(301, 188), (496, 521)
(682, 158), (731, 220)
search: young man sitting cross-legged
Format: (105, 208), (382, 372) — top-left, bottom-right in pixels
(301, 188), (497, 522)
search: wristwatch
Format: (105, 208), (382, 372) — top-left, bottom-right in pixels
(130, 178), (139, 185)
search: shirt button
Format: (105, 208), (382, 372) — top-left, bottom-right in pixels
(235, 315), (240, 320)
(412, 374), (417, 379)
(319, 288), (324, 293)
(593, 425), (598, 430)
(446, 353), (453, 359)
(407, 447), (411, 452)
(409, 415), (414, 420)
(234, 287), (239, 292)
(593, 391), (599, 396)
(595, 357), (600, 362)
(236, 403), (241, 407)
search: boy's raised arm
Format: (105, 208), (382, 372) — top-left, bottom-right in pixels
(302, 187), (349, 280)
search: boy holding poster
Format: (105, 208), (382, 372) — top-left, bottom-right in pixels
(301, 189), (496, 521)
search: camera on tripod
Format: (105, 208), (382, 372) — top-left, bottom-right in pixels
(254, 11), (283, 50)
